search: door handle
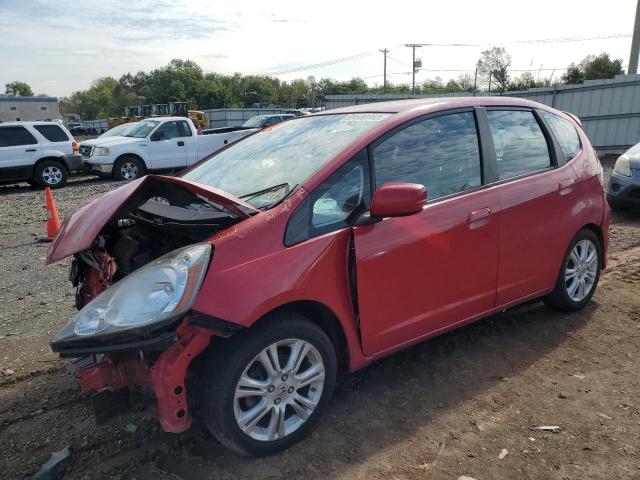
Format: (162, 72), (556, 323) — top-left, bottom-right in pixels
(559, 178), (575, 195)
(177, 141), (184, 146)
(25, 148), (36, 152)
(468, 207), (491, 229)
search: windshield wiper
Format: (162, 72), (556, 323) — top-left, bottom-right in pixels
(239, 183), (290, 203)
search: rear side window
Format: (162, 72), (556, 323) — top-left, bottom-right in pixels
(486, 110), (551, 180)
(373, 112), (482, 200)
(0, 126), (38, 147)
(538, 110), (581, 161)
(178, 121), (192, 137)
(33, 124), (70, 142)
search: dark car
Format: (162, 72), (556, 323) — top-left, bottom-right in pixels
(607, 143), (640, 209)
(241, 114), (295, 129)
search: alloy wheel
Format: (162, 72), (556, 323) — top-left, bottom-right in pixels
(564, 238), (598, 302)
(120, 161), (139, 180)
(233, 338), (325, 442)
(42, 166), (63, 185)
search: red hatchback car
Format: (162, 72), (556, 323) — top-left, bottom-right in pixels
(48, 97), (609, 455)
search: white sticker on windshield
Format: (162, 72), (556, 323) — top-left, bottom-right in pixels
(340, 113), (389, 122)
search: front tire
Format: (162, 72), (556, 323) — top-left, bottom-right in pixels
(544, 228), (602, 312)
(199, 312), (337, 456)
(113, 156), (144, 181)
(35, 159), (68, 188)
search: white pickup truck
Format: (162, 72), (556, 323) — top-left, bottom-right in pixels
(79, 117), (256, 180)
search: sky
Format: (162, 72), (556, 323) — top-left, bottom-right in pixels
(0, 0), (637, 97)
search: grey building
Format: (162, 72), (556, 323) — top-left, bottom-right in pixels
(0, 95), (62, 122)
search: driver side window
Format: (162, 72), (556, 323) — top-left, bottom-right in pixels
(155, 121), (183, 140)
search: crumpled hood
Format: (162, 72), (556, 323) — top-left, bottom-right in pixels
(46, 175), (259, 264)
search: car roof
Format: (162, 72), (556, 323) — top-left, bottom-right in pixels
(315, 96), (553, 121)
(0, 121), (66, 127)
(140, 116), (187, 122)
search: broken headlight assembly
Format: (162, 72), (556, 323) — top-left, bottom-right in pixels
(52, 243), (211, 348)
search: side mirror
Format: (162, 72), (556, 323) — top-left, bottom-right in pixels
(150, 131), (164, 141)
(370, 182), (426, 218)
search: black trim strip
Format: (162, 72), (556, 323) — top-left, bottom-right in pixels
(188, 310), (244, 337)
(474, 107), (498, 184)
(54, 331), (177, 357)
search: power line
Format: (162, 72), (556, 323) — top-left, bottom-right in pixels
(258, 50), (378, 75)
(258, 33), (632, 77)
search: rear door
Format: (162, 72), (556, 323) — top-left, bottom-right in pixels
(352, 109), (500, 355)
(479, 107), (576, 305)
(0, 126), (41, 180)
(148, 121), (188, 169)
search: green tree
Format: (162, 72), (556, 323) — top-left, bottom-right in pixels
(477, 47), (512, 94)
(562, 53), (624, 85)
(5, 81), (34, 96)
(507, 72), (555, 91)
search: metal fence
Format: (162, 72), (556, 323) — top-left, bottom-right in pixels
(81, 119), (108, 134)
(325, 74), (640, 155)
(201, 108), (299, 128)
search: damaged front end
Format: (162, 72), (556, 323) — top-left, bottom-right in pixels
(48, 175), (254, 431)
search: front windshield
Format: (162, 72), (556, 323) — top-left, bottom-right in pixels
(241, 116), (265, 128)
(183, 113), (390, 208)
(100, 122), (138, 138)
(125, 120), (160, 138)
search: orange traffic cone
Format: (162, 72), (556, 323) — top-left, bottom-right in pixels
(44, 187), (61, 240)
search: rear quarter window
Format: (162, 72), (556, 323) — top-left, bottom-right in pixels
(33, 125), (70, 142)
(538, 110), (581, 161)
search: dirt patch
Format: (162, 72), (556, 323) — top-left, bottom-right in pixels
(1, 171), (639, 480)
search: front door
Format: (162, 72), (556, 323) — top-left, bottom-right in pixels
(148, 121), (188, 170)
(353, 110), (499, 355)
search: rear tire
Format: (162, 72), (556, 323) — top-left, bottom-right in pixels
(199, 312), (337, 456)
(35, 159), (68, 188)
(544, 228), (602, 312)
(113, 156), (144, 181)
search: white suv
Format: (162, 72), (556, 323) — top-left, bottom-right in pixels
(0, 122), (83, 188)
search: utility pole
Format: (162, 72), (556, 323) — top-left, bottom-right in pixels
(405, 44), (424, 94)
(488, 72), (492, 93)
(629, 0), (640, 74)
(473, 67), (478, 95)
(379, 48), (388, 93)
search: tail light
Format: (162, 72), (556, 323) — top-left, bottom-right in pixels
(72, 141), (79, 154)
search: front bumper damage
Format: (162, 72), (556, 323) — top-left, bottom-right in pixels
(67, 316), (238, 432)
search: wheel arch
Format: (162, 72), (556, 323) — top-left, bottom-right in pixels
(251, 300), (351, 378)
(33, 156), (69, 175)
(581, 223), (605, 268)
(115, 153), (148, 170)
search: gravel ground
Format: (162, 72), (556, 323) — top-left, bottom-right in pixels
(0, 163), (639, 480)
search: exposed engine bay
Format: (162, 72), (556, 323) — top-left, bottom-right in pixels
(69, 181), (243, 310)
